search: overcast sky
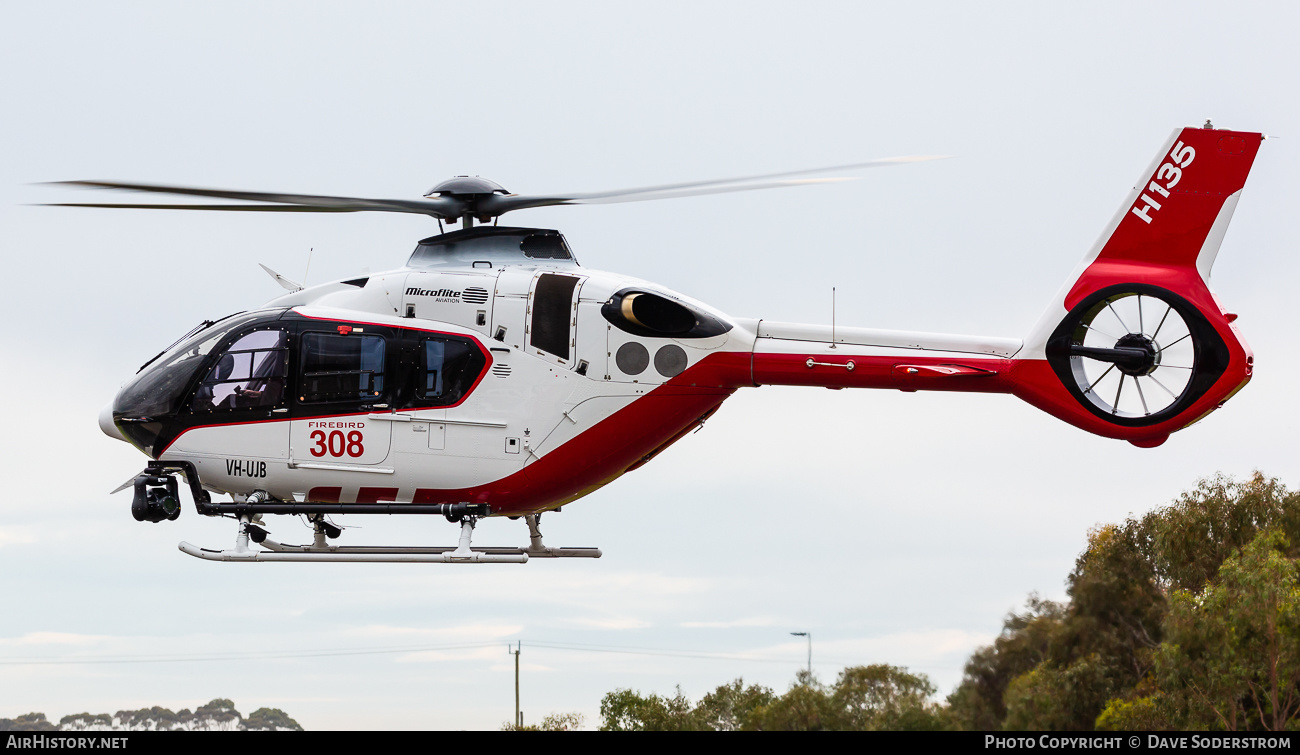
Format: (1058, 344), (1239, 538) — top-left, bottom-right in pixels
(1, 1), (1298, 730)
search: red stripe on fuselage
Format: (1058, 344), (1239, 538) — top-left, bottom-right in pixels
(356, 487), (400, 504)
(751, 353), (1014, 393)
(408, 350), (754, 515)
(306, 486), (341, 503)
(171, 350), (752, 514)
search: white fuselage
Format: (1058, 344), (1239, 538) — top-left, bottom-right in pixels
(153, 261), (750, 512)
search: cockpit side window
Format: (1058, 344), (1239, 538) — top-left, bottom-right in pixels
(190, 329), (288, 413)
(417, 336), (487, 406)
(298, 332), (386, 404)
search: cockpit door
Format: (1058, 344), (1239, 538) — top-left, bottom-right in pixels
(168, 323), (292, 485)
(288, 324), (394, 475)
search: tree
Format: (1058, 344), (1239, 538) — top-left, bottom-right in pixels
(1065, 521), (1165, 678)
(502, 712), (585, 731)
(1149, 473), (1300, 591)
(190, 698), (241, 731)
(1002, 654), (1115, 731)
(598, 687), (703, 731)
(693, 679), (773, 731)
(245, 708), (304, 731)
(1151, 530), (1300, 731)
(112, 706), (184, 731)
(947, 596), (1066, 729)
(832, 664), (942, 730)
(586, 475), (1300, 732)
(745, 673), (839, 731)
(57, 713), (113, 731)
(0, 713), (56, 732)
(599, 667), (941, 731)
(1094, 692), (1171, 731)
(997, 521), (1162, 731)
(957, 473), (1300, 731)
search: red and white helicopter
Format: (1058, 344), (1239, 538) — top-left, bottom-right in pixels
(68, 124), (1263, 564)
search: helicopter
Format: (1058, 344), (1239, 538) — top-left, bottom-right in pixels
(64, 124), (1264, 564)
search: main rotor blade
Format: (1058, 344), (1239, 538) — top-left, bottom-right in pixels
(482, 155), (949, 214)
(45, 180), (457, 217)
(555, 155), (948, 201)
(576, 176), (858, 204)
(39, 202), (366, 212)
(499, 177), (857, 211)
(45, 155), (947, 223)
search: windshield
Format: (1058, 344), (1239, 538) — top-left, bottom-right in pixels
(114, 310), (284, 419)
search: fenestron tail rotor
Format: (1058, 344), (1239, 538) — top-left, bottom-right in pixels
(1044, 285), (1231, 427)
(37, 155), (949, 226)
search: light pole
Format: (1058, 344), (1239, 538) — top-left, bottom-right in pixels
(508, 642), (522, 728)
(790, 632), (811, 679)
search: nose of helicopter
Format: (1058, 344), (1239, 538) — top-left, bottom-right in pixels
(99, 403), (126, 442)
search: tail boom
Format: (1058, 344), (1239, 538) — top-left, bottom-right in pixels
(742, 126), (1264, 447)
(750, 324), (1018, 394)
(747, 323), (1245, 446)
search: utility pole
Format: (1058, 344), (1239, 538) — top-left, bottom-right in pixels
(509, 642), (522, 728)
(790, 632), (811, 679)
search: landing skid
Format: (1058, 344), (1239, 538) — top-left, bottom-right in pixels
(178, 513), (601, 564)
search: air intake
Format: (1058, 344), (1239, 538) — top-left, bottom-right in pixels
(491, 363), (512, 378)
(601, 288), (732, 339)
(463, 286), (489, 305)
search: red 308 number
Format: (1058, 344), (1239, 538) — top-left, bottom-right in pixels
(310, 430), (364, 458)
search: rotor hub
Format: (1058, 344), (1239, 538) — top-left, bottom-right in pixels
(424, 176), (509, 198)
(1114, 333), (1158, 376)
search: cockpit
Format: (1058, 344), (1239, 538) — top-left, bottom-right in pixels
(108, 308), (490, 457)
(115, 311), (278, 423)
(189, 328), (289, 413)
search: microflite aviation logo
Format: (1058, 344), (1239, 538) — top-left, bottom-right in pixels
(406, 286), (462, 303)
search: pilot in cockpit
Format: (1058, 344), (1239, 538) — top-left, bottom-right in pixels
(191, 347), (281, 412)
(191, 353), (235, 411)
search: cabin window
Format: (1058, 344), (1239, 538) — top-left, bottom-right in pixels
(530, 273), (579, 360)
(418, 337), (487, 405)
(298, 332), (386, 404)
(191, 329), (288, 412)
